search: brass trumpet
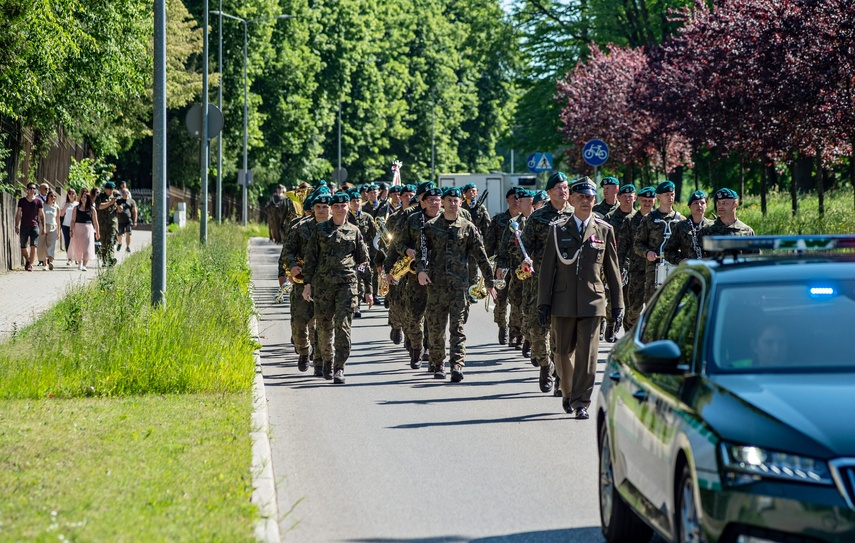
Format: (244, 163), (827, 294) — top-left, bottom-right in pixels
(378, 268), (390, 297)
(373, 215), (393, 251)
(290, 258), (305, 284)
(468, 274), (488, 300)
(510, 220), (534, 280)
(390, 254), (416, 281)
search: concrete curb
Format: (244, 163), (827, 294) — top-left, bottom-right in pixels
(250, 312), (281, 543)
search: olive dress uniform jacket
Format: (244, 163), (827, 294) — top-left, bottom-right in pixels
(538, 216), (623, 318)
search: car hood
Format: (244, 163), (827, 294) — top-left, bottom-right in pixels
(701, 373), (855, 458)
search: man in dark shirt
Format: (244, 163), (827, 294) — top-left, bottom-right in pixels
(15, 183), (46, 271)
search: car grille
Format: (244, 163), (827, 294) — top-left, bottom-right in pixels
(830, 459), (855, 510)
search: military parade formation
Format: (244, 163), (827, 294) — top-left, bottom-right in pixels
(269, 163), (755, 417)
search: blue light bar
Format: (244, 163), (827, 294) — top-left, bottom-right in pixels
(703, 235), (855, 253)
(809, 286), (836, 297)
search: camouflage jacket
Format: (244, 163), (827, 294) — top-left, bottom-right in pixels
(634, 208), (684, 261)
(592, 199), (618, 218)
(604, 207), (633, 244)
(384, 208), (432, 273)
(95, 192), (119, 227)
(496, 213), (527, 270)
(618, 210), (648, 273)
(303, 220), (371, 290)
(277, 197), (297, 230)
(485, 210), (512, 257)
(521, 201), (574, 271)
(348, 210), (377, 252)
(279, 216), (316, 277)
(416, 214), (494, 290)
(664, 217), (713, 264)
(699, 217), (757, 255)
(463, 200), (491, 238)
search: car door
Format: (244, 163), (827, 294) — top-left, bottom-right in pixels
(611, 273), (689, 512)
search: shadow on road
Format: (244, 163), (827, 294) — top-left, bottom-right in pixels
(346, 526), (606, 542)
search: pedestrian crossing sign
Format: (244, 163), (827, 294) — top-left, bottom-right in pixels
(527, 153), (553, 173)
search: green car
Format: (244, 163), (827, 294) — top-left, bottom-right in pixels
(597, 236), (855, 543)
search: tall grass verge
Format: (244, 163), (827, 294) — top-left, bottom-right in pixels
(0, 223), (256, 399)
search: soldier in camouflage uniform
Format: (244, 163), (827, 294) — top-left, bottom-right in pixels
(380, 185), (416, 345)
(302, 192), (372, 384)
(592, 176), (619, 218)
(387, 183), (440, 369)
(347, 190), (376, 317)
(462, 183), (492, 290)
(277, 186), (298, 243)
(521, 172), (574, 394)
(497, 188), (535, 355)
(618, 186), (655, 333)
(95, 181), (120, 267)
(417, 187), (495, 382)
(603, 184), (636, 341)
(699, 188), (757, 253)
(634, 181), (684, 302)
(485, 188), (520, 345)
(665, 190), (713, 265)
(279, 191), (331, 374)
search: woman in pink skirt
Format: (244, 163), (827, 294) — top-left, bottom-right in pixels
(68, 189), (100, 271)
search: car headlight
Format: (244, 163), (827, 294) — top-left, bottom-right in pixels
(720, 442), (833, 486)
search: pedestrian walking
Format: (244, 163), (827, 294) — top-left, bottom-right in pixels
(537, 178), (623, 419)
(95, 181), (120, 267)
(68, 190), (100, 271)
(60, 188), (79, 263)
(115, 188), (137, 253)
(37, 190), (61, 270)
(14, 183), (46, 271)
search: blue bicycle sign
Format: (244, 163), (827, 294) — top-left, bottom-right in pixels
(582, 139), (609, 167)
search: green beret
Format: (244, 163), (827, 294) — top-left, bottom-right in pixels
(506, 187), (518, 198)
(545, 172), (568, 190)
(422, 187), (443, 199)
(388, 185), (402, 194)
(532, 190), (548, 204)
(638, 186), (656, 198)
(402, 184), (416, 194)
(571, 178), (597, 195)
(313, 194), (331, 206)
(377, 182), (389, 190)
(618, 184), (636, 195)
(656, 180), (675, 194)
(104, 181), (116, 189)
(517, 188), (533, 199)
(331, 192), (350, 204)
(346, 189), (360, 200)
(461, 183), (476, 192)
(714, 187), (739, 200)
(314, 180), (327, 189)
(368, 183), (379, 191)
(442, 187), (462, 198)
(687, 190), (707, 205)
(358, 184), (368, 192)
(600, 176), (619, 187)
(415, 182), (435, 197)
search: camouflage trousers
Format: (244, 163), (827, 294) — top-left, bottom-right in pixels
(400, 273), (428, 352)
(524, 275), (551, 367)
(289, 284), (318, 364)
(386, 282), (404, 330)
(507, 274), (524, 339)
(623, 270), (646, 332)
(493, 274), (509, 328)
(425, 285), (469, 367)
(99, 223), (118, 267)
(643, 263), (661, 303)
(313, 281), (358, 369)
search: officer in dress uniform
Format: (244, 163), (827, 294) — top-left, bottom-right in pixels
(417, 187), (496, 382)
(302, 192), (372, 384)
(592, 176), (619, 218)
(537, 178), (623, 419)
(665, 190), (714, 264)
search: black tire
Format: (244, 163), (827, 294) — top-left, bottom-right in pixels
(598, 423), (654, 543)
(675, 463), (704, 543)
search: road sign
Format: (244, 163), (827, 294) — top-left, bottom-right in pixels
(185, 103), (224, 140)
(526, 152), (553, 173)
(582, 139), (609, 167)
(332, 167), (348, 183)
(238, 169), (253, 186)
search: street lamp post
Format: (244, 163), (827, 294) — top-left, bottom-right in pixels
(216, 0), (223, 224)
(211, 10), (296, 226)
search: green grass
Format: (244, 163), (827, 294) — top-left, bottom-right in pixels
(0, 223), (256, 399)
(243, 222), (269, 239)
(0, 394), (256, 542)
(674, 189), (855, 235)
(0, 222), (262, 541)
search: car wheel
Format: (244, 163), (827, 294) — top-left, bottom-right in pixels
(598, 423), (653, 543)
(675, 463), (704, 543)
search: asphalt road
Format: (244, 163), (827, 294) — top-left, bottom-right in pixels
(250, 237), (617, 543)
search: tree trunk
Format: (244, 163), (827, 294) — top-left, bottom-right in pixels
(789, 159), (798, 217)
(816, 155), (825, 217)
(739, 157), (745, 201)
(761, 165), (767, 216)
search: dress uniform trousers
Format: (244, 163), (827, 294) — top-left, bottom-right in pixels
(552, 316), (601, 408)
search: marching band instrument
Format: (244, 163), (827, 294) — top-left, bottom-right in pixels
(654, 217), (676, 288)
(468, 274), (488, 300)
(290, 258), (305, 284)
(390, 254), (417, 280)
(378, 269), (390, 297)
(373, 214), (393, 251)
(285, 187), (310, 216)
(275, 282), (291, 303)
(510, 220), (534, 280)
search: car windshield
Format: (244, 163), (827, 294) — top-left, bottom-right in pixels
(710, 280), (855, 373)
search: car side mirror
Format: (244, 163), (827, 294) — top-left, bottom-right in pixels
(632, 340), (687, 374)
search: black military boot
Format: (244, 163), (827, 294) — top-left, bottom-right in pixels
(604, 323), (615, 343)
(508, 335), (518, 349)
(410, 347), (423, 370)
(333, 368), (345, 384)
(421, 349), (430, 361)
(521, 339), (531, 358)
(323, 362), (333, 380)
(434, 362), (446, 379)
(313, 365), (323, 378)
(390, 328), (403, 345)
(450, 363), (464, 383)
(404, 336), (412, 352)
(553, 371), (562, 397)
(539, 361), (554, 393)
(297, 354), (309, 372)
(498, 328), (508, 345)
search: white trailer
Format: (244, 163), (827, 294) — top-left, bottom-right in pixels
(437, 172), (540, 215)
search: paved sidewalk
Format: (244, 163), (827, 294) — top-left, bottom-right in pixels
(0, 230), (152, 340)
